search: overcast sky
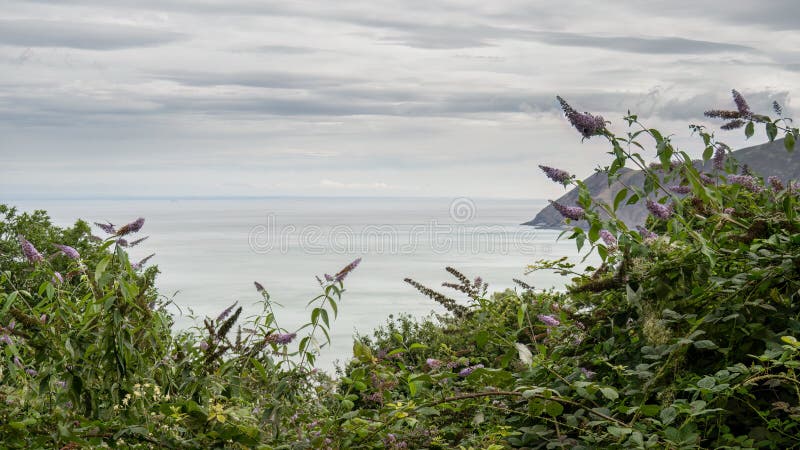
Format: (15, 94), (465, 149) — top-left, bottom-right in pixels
(1, 0), (799, 200)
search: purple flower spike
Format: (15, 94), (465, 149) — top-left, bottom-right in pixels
(26, 368), (38, 377)
(216, 301), (238, 322)
(334, 257), (362, 282)
(116, 217), (145, 236)
(199, 341), (209, 351)
(17, 235), (43, 264)
(254, 281), (265, 292)
(581, 367), (596, 379)
(128, 236), (149, 247)
(768, 176), (784, 192)
(458, 364), (484, 377)
(55, 244), (80, 260)
(538, 314), (560, 327)
(669, 185), (692, 195)
(549, 201), (585, 221)
(324, 274), (334, 282)
(646, 200), (674, 220)
(599, 230), (617, 249)
(13, 356), (22, 368)
(732, 89), (751, 116)
(131, 253), (155, 270)
(52, 272), (64, 284)
(0, 335), (12, 346)
(94, 221), (116, 234)
(267, 332), (297, 345)
(426, 358), (442, 369)
(557, 96), (605, 139)
(727, 174), (763, 193)
(712, 145), (727, 170)
(539, 165), (572, 184)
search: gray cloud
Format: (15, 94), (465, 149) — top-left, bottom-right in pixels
(0, 19), (184, 50)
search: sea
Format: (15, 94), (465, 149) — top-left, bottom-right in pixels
(8, 197), (591, 371)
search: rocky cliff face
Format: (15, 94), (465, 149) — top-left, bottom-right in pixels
(523, 138), (798, 228)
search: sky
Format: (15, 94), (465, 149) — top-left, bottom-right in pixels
(1, 0), (799, 200)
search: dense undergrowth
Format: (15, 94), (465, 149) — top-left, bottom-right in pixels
(2, 91), (800, 448)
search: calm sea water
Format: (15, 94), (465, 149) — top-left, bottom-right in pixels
(9, 197), (588, 370)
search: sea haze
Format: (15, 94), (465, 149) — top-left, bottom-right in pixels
(9, 197), (588, 370)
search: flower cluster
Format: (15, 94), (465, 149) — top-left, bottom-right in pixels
(549, 201), (585, 221)
(646, 199), (674, 220)
(537, 314), (560, 327)
(599, 230), (617, 250)
(539, 165), (571, 184)
(768, 176), (784, 192)
(712, 144), (727, 170)
(116, 217), (145, 237)
(54, 244), (80, 260)
(334, 257), (362, 282)
(458, 364), (484, 377)
(727, 174), (763, 193)
(17, 235), (43, 264)
(557, 96), (605, 139)
(266, 333), (297, 345)
(669, 185), (692, 195)
(636, 226), (658, 241)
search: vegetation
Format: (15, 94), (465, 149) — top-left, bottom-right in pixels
(2, 90), (800, 448)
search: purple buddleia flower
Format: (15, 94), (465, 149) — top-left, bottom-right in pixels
(768, 176), (784, 192)
(699, 173), (715, 186)
(712, 145), (727, 170)
(54, 244), (80, 260)
(599, 230), (617, 249)
(458, 364), (484, 377)
(426, 358), (442, 369)
(116, 239), (129, 247)
(0, 334), (12, 346)
(254, 281), (265, 292)
(773, 101), (782, 116)
(267, 333), (296, 345)
(723, 207), (735, 215)
(26, 368), (38, 377)
(646, 200), (674, 220)
(721, 119), (745, 130)
(334, 257), (361, 282)
(131, 253), (155, 270)
(94, 221), (116, 234)
(199, 341), (209, 351)
(669, 185), (692, 195)
(557, 96), (605, 138)
(727, 174), (763, 193)
(116, 217), (145, 236)
(704, 109), (741, 119)
(324, 274), (334, 282)
(580, 367), (596, 379)
(538, 314), (560, 327)
(128, 236), (149, 247)
(539, 165), (572, 184)
(13, 356), (22, 368)
(17, 235), (43, 264)
(216, 301), (238, 322)
(731, 89), (751, 116)
(550, 201), (585, 221)
(52, 272), (64, 284)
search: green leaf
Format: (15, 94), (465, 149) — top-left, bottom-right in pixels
(544, 400), (564, 417)
(693, 340), (718, 350)
(475, 330), (489, 349)
(766, 122), (778, 141)
(786, 132), (796, 152)
(745, 121), (754, 138)
(660, 406), (677, 425)
(614, 188), (628, 211)
(599, 387), (619, 400)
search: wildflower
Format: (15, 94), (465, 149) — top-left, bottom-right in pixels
(773, 101), (783, 116)
(26, 368), (38, 377)
(768, 176), (784, 192)
(557, 96), (605, 138)
(723, 207), (735, 215)
(727, 174), (763, 193)
(266, 333), (297, 345)
(732, 89), (751, 116)
(54, 244), (80, 260)
(580, 367), (596, 379)
(426, 358), (442, 369)
(0, 334), (12, 346)
(116, 239), (129, 247)
(334, 257), (362, 282)
(254, 281), (265, 292)
(669, 185), (692, 195)
(216, 301), (238, 322)
(128, 236), (149, 247)
(17, 235), (43, 263)
(115, 217), (145, 236)
(637, 226), (658, 241)
(704, 110), (741, 119)
(458, 364), (484, 377)
(52, 272), (63, 284)
(539, 165), (572, 184)
(699, 172), (715, 185)
(712, 145), (727, 170)
(199, 341), (209, 351)
(721, 119), (745, 130)
(538, 314), (560, 327)
(131, 253), (155, 270)
(94, 221), (116, 234)
(599, 230), (617, 249)
(13, 356), (22, 368)
(324, 274), (334, 282)
(646, 199), (673, 220)
(549, 201), (585, 221)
